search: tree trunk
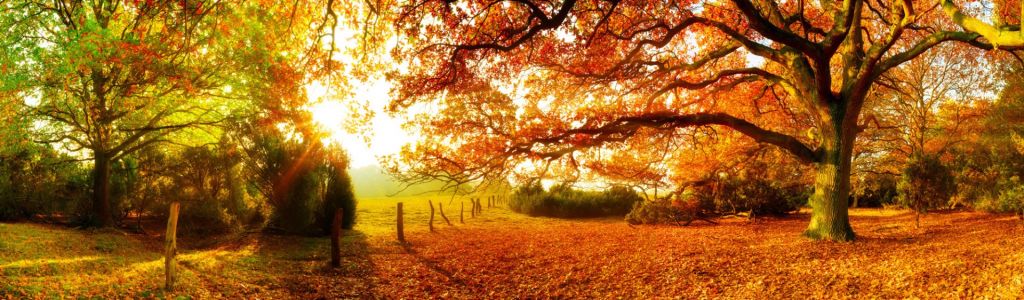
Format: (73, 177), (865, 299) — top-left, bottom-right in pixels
(803, 129), (856, 242)
(92, 152), (115, 227)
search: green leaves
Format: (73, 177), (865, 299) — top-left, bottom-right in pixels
(897, 153), (956, 213)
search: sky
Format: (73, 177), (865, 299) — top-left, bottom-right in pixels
(301, 8), (418, 170)
(306, 77), (414, 169)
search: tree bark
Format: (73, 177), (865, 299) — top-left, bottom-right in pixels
(92, 152), (115, 227)
(803, 125), (856, 242)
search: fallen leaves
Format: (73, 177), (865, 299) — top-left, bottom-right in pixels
(1, 206), (1023, 298)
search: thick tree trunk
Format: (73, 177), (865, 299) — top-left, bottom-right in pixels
(92, 152), (115, 227)
(804, 126), (856, 241)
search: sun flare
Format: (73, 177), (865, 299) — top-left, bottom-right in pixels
(305, 78), (414, 169)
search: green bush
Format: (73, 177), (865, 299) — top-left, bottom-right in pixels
(897, 153), (956, 214)
(0, 147), (90, 221)
(509, 183), (641, 218)
(852, 176), (898, 208)
(316, 152), (357, 233)
(973, 176), (1024, 216)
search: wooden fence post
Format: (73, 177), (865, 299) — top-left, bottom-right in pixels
(331, 208), (344, 268)
(460, 201), (465, 223)
(164, 202), (180, 291)
(439, 203), (452, 226)
(428, 200), (435, 232)
(397, 202), (405, 242)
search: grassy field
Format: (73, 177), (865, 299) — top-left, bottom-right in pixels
(2, 196), (1024, 298)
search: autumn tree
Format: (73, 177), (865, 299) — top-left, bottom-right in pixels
(389, 0), (1024, 241)
(868, 43), (992, 164)
(0, 1), (238, 227)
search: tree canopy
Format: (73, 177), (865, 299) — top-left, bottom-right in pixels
(387, 0), (1023, 241)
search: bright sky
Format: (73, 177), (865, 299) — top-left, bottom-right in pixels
(300, 10), (418, 170)
(306, 77), (414, 169)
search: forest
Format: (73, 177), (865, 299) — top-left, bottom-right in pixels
(1, 0), (1024, 298)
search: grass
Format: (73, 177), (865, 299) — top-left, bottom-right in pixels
(1, 197), (1024, 298)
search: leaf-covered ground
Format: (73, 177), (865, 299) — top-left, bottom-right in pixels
(2, 198), (1023, 298)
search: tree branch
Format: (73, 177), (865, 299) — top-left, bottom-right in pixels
(940, 0), (1024, 49)
(511, 112), (819, 164)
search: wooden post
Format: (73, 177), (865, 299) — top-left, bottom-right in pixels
(460, 201), (465, 223)
(331, 208), (343, 268)
(439, 202), (452, 226)
(428, 200), (435, 232)
(397, 202), (405, 242)
(164, 202), (180, 291)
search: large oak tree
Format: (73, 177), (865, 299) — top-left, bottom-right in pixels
(1, 0), (232, 227)
(390, 0), (1022, 241)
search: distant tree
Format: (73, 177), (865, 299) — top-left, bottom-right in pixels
(960, 66), (1024, 214)
(897, 153), (956, 227)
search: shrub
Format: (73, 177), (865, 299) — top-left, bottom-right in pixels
(852, 176), (898, 208)
(897, 153), (956, 226)
(0, 148), (90, 221)
(626, 175), (807, 226)
(897, 154), (956, 213)
(625, 197), (704, 226)
(690, 177), (806, 217)
(973, 176), (1024, 217)
(997, 179), (1024, 218)
(316, 152), (357, 233)
(510, 183), (641, 218)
